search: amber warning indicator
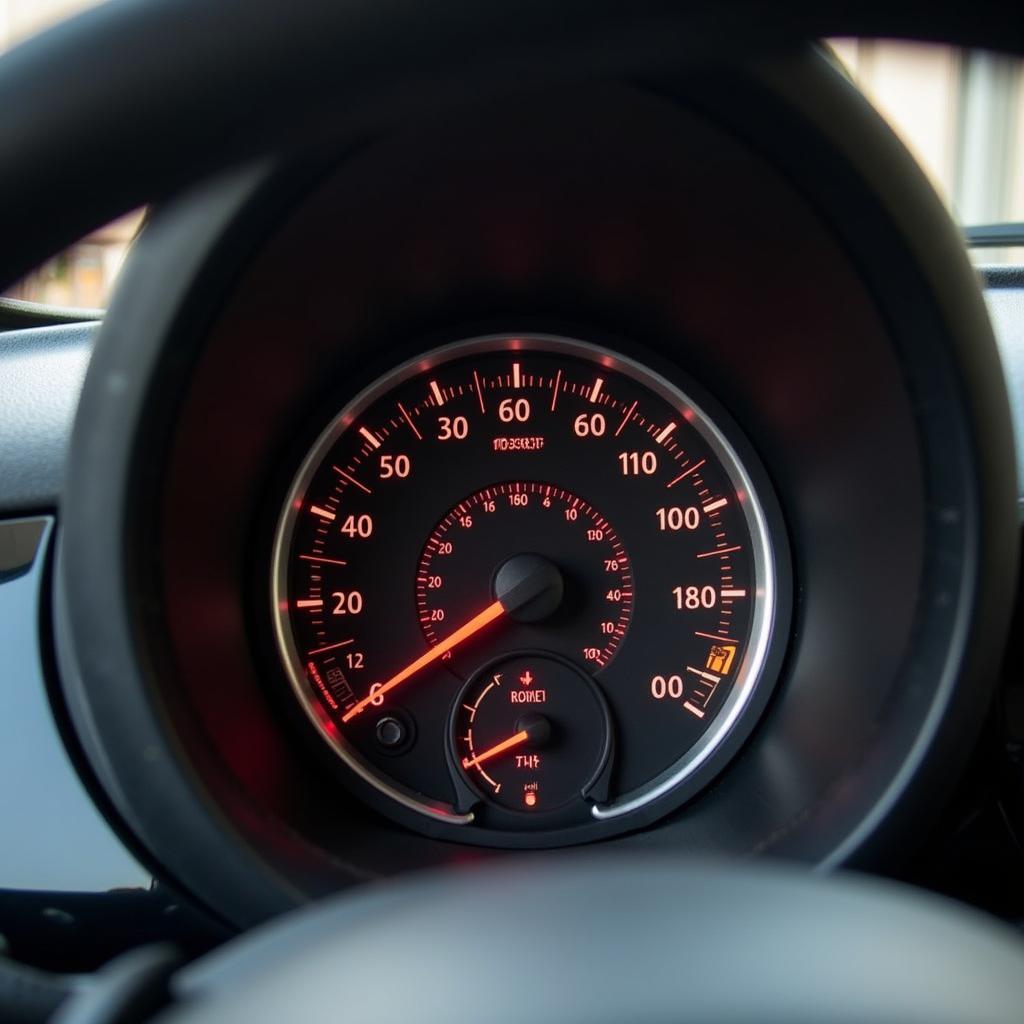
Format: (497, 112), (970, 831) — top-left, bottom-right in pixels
(706, 644), (737, 676)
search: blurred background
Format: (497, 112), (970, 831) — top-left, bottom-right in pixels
(2, 1), (1023, 308)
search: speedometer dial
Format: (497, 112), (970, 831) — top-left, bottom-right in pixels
(271, 335), (788, 845)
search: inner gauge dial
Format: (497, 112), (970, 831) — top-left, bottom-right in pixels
(271, 334), (788, 845)
(417, 483), (632, 671)
(452, 652), (613, 815)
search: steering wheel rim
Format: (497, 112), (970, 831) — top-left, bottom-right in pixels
(2, 0), (1024, 293)
(155, 856), (1024, 1024)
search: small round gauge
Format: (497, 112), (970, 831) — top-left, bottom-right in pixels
(451, 651), (613, 820)
(271, 334), (789, 846)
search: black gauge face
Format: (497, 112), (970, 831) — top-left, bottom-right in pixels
(272, 335), (788, 845)
(452, 652), (613, 814)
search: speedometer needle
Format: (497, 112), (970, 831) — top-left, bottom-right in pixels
(341, 600), (505, 722)
(341, 554), (564, 723)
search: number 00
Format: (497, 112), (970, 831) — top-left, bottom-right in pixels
(650, 674), (684, 699)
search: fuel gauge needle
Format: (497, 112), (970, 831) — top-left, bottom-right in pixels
(461, 730), (530, 771)
(341, 600), (505, 722)
(462, 713), (551, 770)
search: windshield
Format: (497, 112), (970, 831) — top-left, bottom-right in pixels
(1, 3), (1022, 307)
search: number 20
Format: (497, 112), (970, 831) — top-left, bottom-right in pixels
(332, 590), (364, 615)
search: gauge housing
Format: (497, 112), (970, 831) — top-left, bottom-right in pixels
(270, 335), (789, 845)
(55, 51), (1017, 926)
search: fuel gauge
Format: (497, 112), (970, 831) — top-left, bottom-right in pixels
(449, 652), (613, 820)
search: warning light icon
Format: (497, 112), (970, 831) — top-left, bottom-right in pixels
(524, 791), (537, 807)
(706, 644), (737, 675)
(523, 781), (539, 808)
(520, 670), (534, 686)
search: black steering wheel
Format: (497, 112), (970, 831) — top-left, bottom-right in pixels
(4, 3), (1024, 1022)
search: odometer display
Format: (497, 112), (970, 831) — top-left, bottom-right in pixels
(271, 335), (786, 844)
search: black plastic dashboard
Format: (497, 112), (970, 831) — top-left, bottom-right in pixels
(3, 265), (1024, 954)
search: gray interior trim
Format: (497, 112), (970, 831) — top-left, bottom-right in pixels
(0, 323), (92, 513)
(0, 297), (102, 331)
(981, 267), (1024, 514)
(0, 517), (149, 891)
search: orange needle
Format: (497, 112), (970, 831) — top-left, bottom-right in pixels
(341, 600), (505, 722)
(462, 729), (530, 770)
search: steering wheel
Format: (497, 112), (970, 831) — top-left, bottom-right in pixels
(4, 2), (1024, 1022)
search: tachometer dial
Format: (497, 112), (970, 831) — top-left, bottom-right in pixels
(417, 484), (632, 671)
(271, 334), (788, 845)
